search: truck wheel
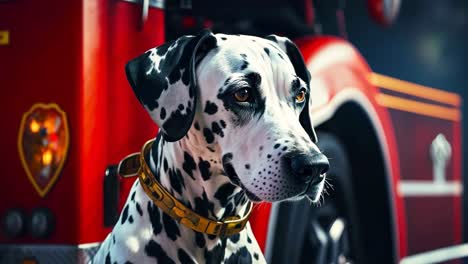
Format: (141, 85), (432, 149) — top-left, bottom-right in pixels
(267, 132), (365, 264)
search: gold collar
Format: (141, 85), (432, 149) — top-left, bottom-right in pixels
(117, 139), (253, 237)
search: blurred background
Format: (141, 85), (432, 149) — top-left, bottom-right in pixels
(345, 0), (468, 248)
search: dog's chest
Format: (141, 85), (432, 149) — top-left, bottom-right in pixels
(93, 181), (266, 264)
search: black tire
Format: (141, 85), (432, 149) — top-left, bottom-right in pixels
(267, 132), (366, 264)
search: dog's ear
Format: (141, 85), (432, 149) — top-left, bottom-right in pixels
(265, 35), (318, 143)
(126, 30), (217, 142)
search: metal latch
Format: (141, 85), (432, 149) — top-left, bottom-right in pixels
(120, 0), (164, 30)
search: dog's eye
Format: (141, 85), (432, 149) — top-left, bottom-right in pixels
(295, 89), (306, 103)
(234, 88), (251, 102)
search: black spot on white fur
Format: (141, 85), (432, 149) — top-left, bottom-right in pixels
(229, 233), (240, 243)
(203, 128), (215, 144)
(204, 101), (218, 115)
(211, 122), (224, 137)
(163, 213), (181, 241)
(222, 153), (241, 186)
(121, 205), (129, 225)
(204, 238), (227, 264)
(162, 107), (193, 140)
(136, 202), (143, 216)
(220, 120), (227, 128)
(195, 232), (206, 248)
(168, 168), (185, 195)
(225, 247), (252, 264)
(145, 240), (175, 264)
(214, 183), (236, 207)
(147, 202), (162, 236)
(194, 190), (215, 218)
(207, 146), (216, 152)
(198, 158), (212, 181)
(183, 152), (197, 180)
(105, 252), (111, 264)
(178, 248), (195, 264)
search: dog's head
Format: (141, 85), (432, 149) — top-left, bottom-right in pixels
(126, 30), (329, 203)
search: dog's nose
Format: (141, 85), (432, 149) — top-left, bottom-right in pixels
(287, 153), (329, 183)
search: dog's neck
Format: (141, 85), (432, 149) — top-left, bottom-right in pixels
(147, 133), (250, 223)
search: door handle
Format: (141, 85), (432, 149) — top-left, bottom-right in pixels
(119, 0), (164, 31)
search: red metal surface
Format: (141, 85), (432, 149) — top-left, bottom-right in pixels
(387, 100), (462, 254)
(0, 0), (163, 245)
(405, 197), (460, 254)
(249, 203), (272, 252)
(80, 0), (162, 244)
(452, 121), (462, 245)
(377, 99), (462, 257)
(367, 0), (386, 25)
(389, 110), (455, 181)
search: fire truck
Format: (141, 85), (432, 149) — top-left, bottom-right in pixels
(0, 0), (463, 263)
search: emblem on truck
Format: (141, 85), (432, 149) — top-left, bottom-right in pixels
(430, 133), (452, 183)
(17, 103), (69, 197)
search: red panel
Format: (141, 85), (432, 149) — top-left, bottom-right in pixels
(405, 197), (459, 254)
(385, 91), (462, 255)
(0, 0), (82, 244)
(389, 110), (455, 181)
(249, 202), (272, 252)
(0, 0), (163, 245)
(79, 1), (163, 243)
(452, 121), (462, 244)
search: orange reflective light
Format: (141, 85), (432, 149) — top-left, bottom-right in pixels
(30, 120), (40, 133)
(42, 150), (53, 166)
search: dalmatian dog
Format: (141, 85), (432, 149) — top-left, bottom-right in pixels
(92, 30), (329, 264)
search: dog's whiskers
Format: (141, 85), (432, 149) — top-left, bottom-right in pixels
(324, 178), (334, 191)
